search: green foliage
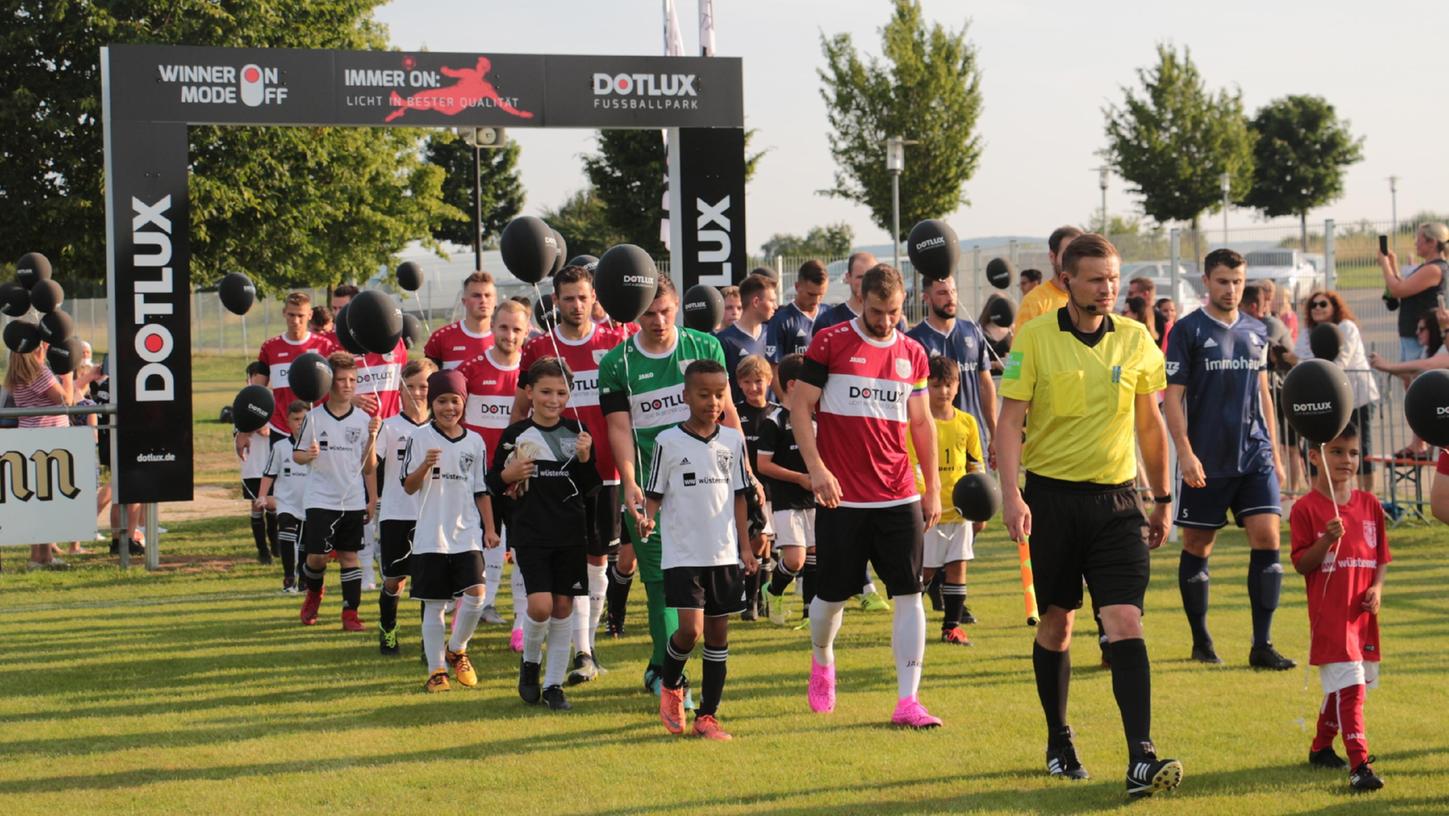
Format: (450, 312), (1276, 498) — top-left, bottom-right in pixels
(1103, 45), (1254, 227)
(0, 0), (454, 293)
(817, 0), (983, 239)
(423, 133), (524, 249)
(582, 130), (667, 257)
(1243, 95), (1362, 221)
(759, 222), (854, 259)
(539, 187), (621, 260)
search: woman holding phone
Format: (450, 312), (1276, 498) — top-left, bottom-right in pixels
(1381, 223), (1449, 458)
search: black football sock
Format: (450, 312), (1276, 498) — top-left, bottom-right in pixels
(1247, 549), (1283, 648)
(941, 582), (966, 630)
(265, 510), (279, 556)
(340, 567), (362, 611)
(1108, 638), (1153, 758)
(1178, 551), (1212, 647)
(768, 560), (797, 596)
(278, 529), (297, 584)
(303, 563), (325, 593)
(379, 586), (399, 630)
(606, 561), (634, 626)
(1033, 642), (1071, 746)
(801, 552), (817, 618)
(249, 511), (269, 556)
(662, 634), (691, 690)
(700, 642), (727, 717)
(927, 570), (945, 611)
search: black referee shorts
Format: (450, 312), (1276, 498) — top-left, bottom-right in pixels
(584, 484), (621, 558)
(1024, 473), (1150, 612)
(814, 503), (924, 602)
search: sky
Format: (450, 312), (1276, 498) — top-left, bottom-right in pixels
(375, 0), (1440, 251)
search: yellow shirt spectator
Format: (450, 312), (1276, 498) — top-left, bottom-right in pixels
(1013, 278), (1069, 333)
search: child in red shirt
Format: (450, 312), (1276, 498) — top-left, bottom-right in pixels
(1289, 423), (1389, 792)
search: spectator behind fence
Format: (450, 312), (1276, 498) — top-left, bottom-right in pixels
(1018, 268), (1043, 298)
(1154, 297), (1176, 352)
(977, 295), (1013, 370)
(1123, 295), (1160, 346)
(1287, 291), (1379, 492)
(5, 345), (74, 570)
(1380, 222), (1449, 362)
(1370, 309), (1449, 386)
(1275, 287), (1299, 342)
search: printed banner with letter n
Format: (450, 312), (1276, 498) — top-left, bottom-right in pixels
(0, 427), (100, 546)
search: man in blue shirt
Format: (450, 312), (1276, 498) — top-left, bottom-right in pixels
(906, 275), (996, 457)
(715, 273), (778, 403)
(811, 251), (908, 337)
(765, 259), (830, 368)
(1164, 248), (1292, 671)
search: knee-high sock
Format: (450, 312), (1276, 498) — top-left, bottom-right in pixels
(607, 560), (634, 625)
(861, 565), (877, 597)
(421, 600), (449, 673)
(510, 564), (527, 631)
(1336, 684), (1369, 768)
(545, 615), (573, 687)
(340, 567), (362, 610)
(572, 594), (592, 656)
(1178, 552), (1212, 646)
(448, 594), (486, 653)
(379, 586), (400, 630)
(303, 562), (325, 593)
(249, 509), (268, 556)
(699, 642), (728, 717)
(523, 613), (548, 664)
(483, 545), (505, 610)
(662, 634), (692, 690)
(1312, 692), (1339, 752)
(892, 593), (926, 699)
(768, 559), (797, 596)
(743, 568), (762, 612)
(801, 553), (817, 616)
(941, 582), (966, 630)
(265, 510), (279, 555)
(1108, 638), (1154, 758)
(357, 536), (378, 588)
(809, 597), (847, 666)
(1033, 642), (1071, 744)
(278, 523), (297, 583)
(1247, 549), (1283, 648)
(644, 580), (678, 668)
(586, 562), (607, 652)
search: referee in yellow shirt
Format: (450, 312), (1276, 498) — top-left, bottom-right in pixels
(1012, 225), (1083, 332)
(996, 233), (1183, 798)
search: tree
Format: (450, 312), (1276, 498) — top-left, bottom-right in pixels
(818, 0), (983, 241)
(424, 134), (525, 250)
(759, 223), (854, 259)
(1103, 45), (1254, 263)
(540, 188), (621, 260)
(1243, 95), (1363, 251)
(0, 1), (456, 293)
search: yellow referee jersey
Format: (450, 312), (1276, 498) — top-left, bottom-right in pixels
(907, 407), (983, 523)
(1013, 279), (1069, 332)
(999, 308), (1166, 485)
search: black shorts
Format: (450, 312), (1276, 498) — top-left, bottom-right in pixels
(1024, 473), (1150, 612)
(813, 503), (924, 602)
(302, 508), (365, 555)
(584, 484), (622, 558)
(241, 478), (262, 502)
(277, 512), (303, 550)
(409, 551), (485, 601)
(664, 564), (747, 617)
(514, 545), (589, 597)
(379, 519), (416, 580)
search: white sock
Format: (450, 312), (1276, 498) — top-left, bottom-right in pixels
(422, 600), (449, 674)
(359, 524), (379, 587)
(523, 614), (548, 664)
(862, 580), (878, 597)
(483, 545), (504, 608)
(809, 597), (847, 666)
(892, 593), (926, 699)
(571, 595), (592, 656)
(448, 593), (486, 653)
(511, 564), (527, 631)
(545, 615), (573, 687)
(587, 562), (608, 652)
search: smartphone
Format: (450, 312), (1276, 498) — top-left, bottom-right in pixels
(1379, 234), (1389, 256)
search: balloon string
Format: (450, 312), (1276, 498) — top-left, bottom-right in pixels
(410, 291), (431, 336)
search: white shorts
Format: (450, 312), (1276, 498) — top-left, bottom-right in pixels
(1318, 660), (1380, 694)
(923, 521), (973, 569)
(772, 507), (814, 550)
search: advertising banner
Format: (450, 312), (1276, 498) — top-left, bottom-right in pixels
(0, 427), (100, 546)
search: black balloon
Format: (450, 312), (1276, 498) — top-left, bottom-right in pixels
(907, 220), (960, 281)
(29, 279), (63, 314)
(232, 385), (275, 433)
(986, 295), (1016, 329)
(1308, 322), (1343, 361)
(952, 472), (1001, 522)
(500, 216), (557, 284)
(348, 289), (403, 355)
(396, 261), (424, 292)
(683, 284), (725, 332)
(985, 257), (1013, 290)
(38, 310), (74, 344)
(595, 244), (659, 324)
(46, 337), (85, 375)
(550, 230), (568, 277)
(534, 293), (557, 329)
(401, 313), (423, 350)
(0, 281), (28, 317)
(15, 252), (51, 289)
(218, 272), (256, 316)
(566, 255), (599, 272)
(332, 304), (368, 356)
(1281, 359), (1354, 444)
(1404, 369), (1449, 447)
(1261, 315), (1290, 347)
(287, 352), (333, 403)
(3, 319), (40, 353)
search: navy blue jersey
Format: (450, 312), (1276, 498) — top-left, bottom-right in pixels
(1165, 309), (1274, 477)
(764, 301), (818, 363)
(906, 318), (992, 453)
(715, 322), (768, 403)
(810, 301), (908, 338)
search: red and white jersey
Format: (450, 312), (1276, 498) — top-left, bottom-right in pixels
(354, 340), (406, 419)
(519, 322), (630, 483)
(457, 348), (521, 459)
(802, 319), (928, 508)
(257, 332), (336, 434)
(424, 320), (494, 370)
(1290, 489), (1391, 665)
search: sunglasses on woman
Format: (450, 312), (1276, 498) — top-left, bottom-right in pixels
(1310, 300), (1331, 309)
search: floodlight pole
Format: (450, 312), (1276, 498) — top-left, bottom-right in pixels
(460, 127), (484, 271)
(1389, 175), (1399, 237)
(1097, 166), (1109, 233)
(887, 136), (904, 271)
(1220, 172), (1231, 245)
